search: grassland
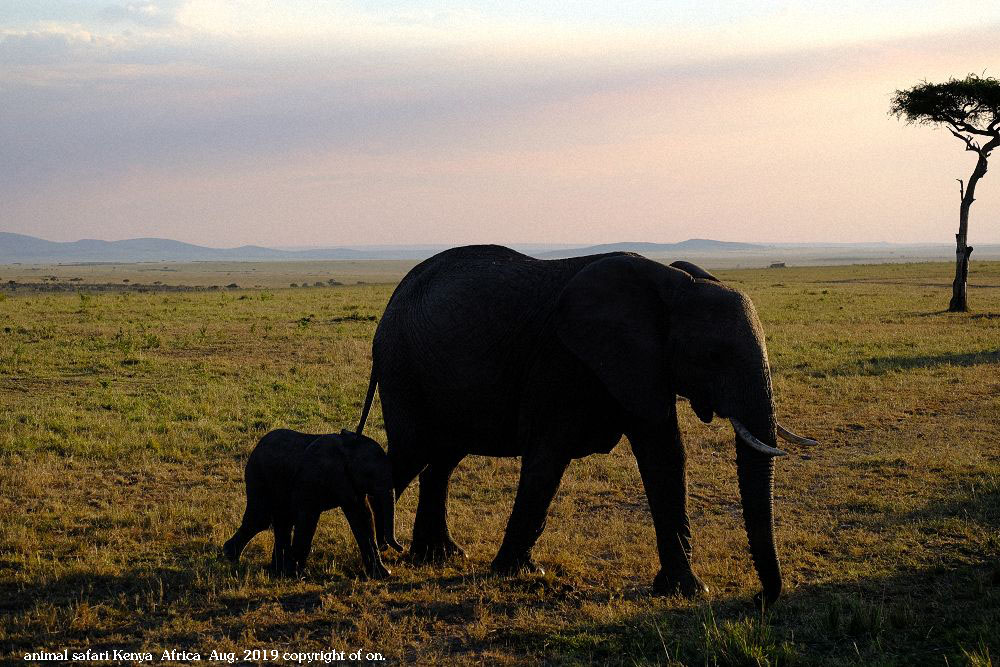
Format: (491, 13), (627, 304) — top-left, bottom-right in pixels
(0, 260), (417, 289)
(1, 260), (998, 665)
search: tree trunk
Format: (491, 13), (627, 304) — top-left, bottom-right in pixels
(950, 234), (972, 312)
(950, 152), (989, 312)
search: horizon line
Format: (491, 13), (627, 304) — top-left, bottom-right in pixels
(3, 232), (994, 249)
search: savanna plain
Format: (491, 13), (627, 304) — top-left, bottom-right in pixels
(1, 260), (998, 665)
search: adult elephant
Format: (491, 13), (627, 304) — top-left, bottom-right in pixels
(357, 245), (814, 606)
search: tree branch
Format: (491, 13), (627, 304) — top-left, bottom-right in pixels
(935, 110), (995, 136)
(957, 178), (965, 200)
(948, 126), (982, 153)
(954, 120), (994, 136)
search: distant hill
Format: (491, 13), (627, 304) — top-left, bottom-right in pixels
(538, 239), (767, 258)
(0, 234), (771, 264)
(0, 233), (371, 263)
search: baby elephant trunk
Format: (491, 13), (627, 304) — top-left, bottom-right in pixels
(372, 488), (403, 552)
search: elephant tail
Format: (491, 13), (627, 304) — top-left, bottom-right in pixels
(356, 360), (378, 435)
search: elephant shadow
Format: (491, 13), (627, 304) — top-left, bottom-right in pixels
(2, 563), (207, 653)
(821, 348), (1000, 377)
(476, 479), (1000, 663)
(0, 539), (371, 654)
(491, 560), (999, 664)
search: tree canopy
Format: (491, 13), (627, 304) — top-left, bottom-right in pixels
(890, 74), (1000, 149)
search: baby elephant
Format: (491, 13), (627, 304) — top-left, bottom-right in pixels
(222, 428), (402, 579)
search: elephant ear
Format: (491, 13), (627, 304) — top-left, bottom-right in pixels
(555, 255), (690, 423)
(669, 260), (720, 283)
(339, 432), (386, 495)
(299, 437), (362, 505)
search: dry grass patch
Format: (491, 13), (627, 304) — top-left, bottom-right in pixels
(1, 261), (998, 664)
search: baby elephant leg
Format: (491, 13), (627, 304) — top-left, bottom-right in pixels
(342, 500), (390, 579)
(289, 510), (321, 575)
(222, 514), (269, 563)
(221, 473), (271, 562)
(269, 515), (294, 576)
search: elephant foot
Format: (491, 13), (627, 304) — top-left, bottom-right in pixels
(752, 588), (781, 612)
(490, 552), (545, 577)
(379, 537), (405, 553)
(364, 562), (392, 580)
(267, 561), (301, 579)
(653, 569), (708, 599)
(219, 542), (238, 564)
(406, 536), (467, 564)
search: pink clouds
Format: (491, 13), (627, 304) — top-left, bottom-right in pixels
(2, 10), (998, 246)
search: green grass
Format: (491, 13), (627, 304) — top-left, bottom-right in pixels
(1, 260), (998, 664)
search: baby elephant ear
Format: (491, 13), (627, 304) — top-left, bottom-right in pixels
(555, 255), (688, 423)
(300, 440), (363, 502)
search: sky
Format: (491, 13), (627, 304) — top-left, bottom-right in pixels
(2, 1), (999, 247)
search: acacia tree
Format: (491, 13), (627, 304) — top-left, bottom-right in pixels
(891, 74), (1000, 312)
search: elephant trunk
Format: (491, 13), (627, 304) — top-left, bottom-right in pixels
(372, 489), (403, 552)
(732, 398), (783, 607)
(736, 447), (782, 607)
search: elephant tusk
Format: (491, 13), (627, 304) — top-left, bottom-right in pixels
(730, 419), (787, 457)
(776, 422), (818, 446)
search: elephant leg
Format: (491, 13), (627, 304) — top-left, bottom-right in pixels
(382, 394), (430, 499)
(269, 514), (294, 577)
(627, 411), (708, 598)
(389, 444), (428, 499)
(221, 504), (270, 563)
(491, 446), (570, 575)
(289, 510), (320, 576)
(221, 469), (270, 562)
(408, 454), (466, 563)
(343, 500), (390, 579)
